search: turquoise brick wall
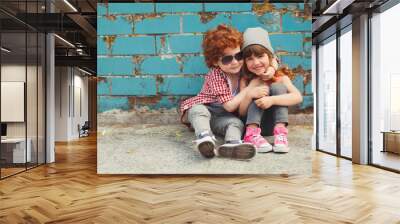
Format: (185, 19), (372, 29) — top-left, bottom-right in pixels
(97, 3), (312, 113)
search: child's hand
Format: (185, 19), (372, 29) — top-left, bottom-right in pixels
(249, 86), (269, 99)
(255, 96), (274, 109)
(259, 66), (275, 81)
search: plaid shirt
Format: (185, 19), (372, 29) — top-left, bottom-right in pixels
(180, 67), (233, 124)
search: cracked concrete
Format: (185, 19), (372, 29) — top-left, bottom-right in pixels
(97, 121), (312, 175)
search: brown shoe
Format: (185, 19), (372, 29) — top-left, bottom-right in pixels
(194, 131), (216, 159)
(217, 141), (256, 160)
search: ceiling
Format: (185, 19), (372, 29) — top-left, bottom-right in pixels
(312, 0), (390, 43)
(0, 0), (97, 74)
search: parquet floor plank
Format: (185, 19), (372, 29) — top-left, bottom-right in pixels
(0, 134), (399, 223)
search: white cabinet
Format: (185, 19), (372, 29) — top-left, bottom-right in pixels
(1, 138), (31, 163)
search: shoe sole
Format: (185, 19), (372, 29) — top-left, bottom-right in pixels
(218, 144), (256, 160)
(243, 141), (272, 153)
(257, 145), (273, 153)
(198, 141), (215, 158)
(273, 145), (289, 153)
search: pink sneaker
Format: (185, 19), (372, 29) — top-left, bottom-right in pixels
(243, 127), (272, 153)
(273, 126), (289, 153)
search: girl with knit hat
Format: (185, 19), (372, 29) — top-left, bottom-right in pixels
(239, 27), (303, 153)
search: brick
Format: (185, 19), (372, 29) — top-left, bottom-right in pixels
(292, 75), (304, 94)
(282, 13), (311, 32)
(152, 96), (181, 109)
(97, 78), (111, 95)
(111, 36), (155, 55)
(231, 13), (280, 32)
(97, 37), (108, 55)
(135, 15), (180, 34)
(97, 16), (132, 35)
(182, 14), (231, 33)
(97, 57), (135, 76)
(156, 35), (203, 54)
(158, 77), (204, 95)
(204, 3), (252, 12)
(270, 34), (303, 52)
(182, 56), (209, 74)
(299, 95), (313, 110)
(97, 3), (107, 16)
(98, 96), (130, 113)
(304, 33), (312, 56)
(299, 3), (311, 11)
(273, 3), (301, 10)
(156, 3), (202, 13)
(108, 3), (154, 14)
(110, 77), (156, 96)
(135, 96), (182, 110)
(281, 55), (311, 70)
(141, 56), (180, 75)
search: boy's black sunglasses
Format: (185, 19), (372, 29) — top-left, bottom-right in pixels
(220, 52), (243, 65)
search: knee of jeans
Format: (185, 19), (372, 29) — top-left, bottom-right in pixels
(189, 104), (211, 117)
(270, 83), (288, 95)
(228, 118), (244, 131)
(248, 101), (262, 113)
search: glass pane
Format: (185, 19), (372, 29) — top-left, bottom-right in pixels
(318, 36), (337, 154)
(27, 31), (38, 169)
(1, 30), (27, 177)
(371, 3), (400, 171)
(340, 28), (352, 158)
(38, 32), (45, 165)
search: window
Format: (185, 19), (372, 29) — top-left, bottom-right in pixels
(370, 2), (400, 171)
(317, 35), (337, 154)
(339, 27), (352, 158)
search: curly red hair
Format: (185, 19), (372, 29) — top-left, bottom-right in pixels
(202, 24), (243, 68)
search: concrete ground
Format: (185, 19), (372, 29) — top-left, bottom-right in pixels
(97, 120), (313, 175)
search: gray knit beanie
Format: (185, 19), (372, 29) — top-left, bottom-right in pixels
(242, 27), (274, 54)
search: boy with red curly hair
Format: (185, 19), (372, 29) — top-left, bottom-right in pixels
(180, 25), (270, 160)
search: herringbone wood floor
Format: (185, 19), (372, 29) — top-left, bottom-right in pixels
(1, 134), (400, 224)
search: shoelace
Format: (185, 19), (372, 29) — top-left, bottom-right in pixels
(251, 134), (266, 144)
(275, 134), (287, 143)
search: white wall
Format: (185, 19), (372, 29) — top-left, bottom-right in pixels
(54, 67), (89, 141)
(55, 67), (69, 141)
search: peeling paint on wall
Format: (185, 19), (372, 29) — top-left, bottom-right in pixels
(199, 12), (217, 23)
(128, 96), (136, 107)
(105, 15), (116, 21)
(103, 35), (116, 50)
(252, 3), (275, 16)
(136, 95), (162, 105)
(132, 56), (144, 76)
(125, 13), (160, 23)
(156, 75), (164, 84)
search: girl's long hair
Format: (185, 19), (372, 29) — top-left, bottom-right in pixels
(241, 45), (293, 83)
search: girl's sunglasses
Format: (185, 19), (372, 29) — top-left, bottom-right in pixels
(220, 52), (243, 65)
